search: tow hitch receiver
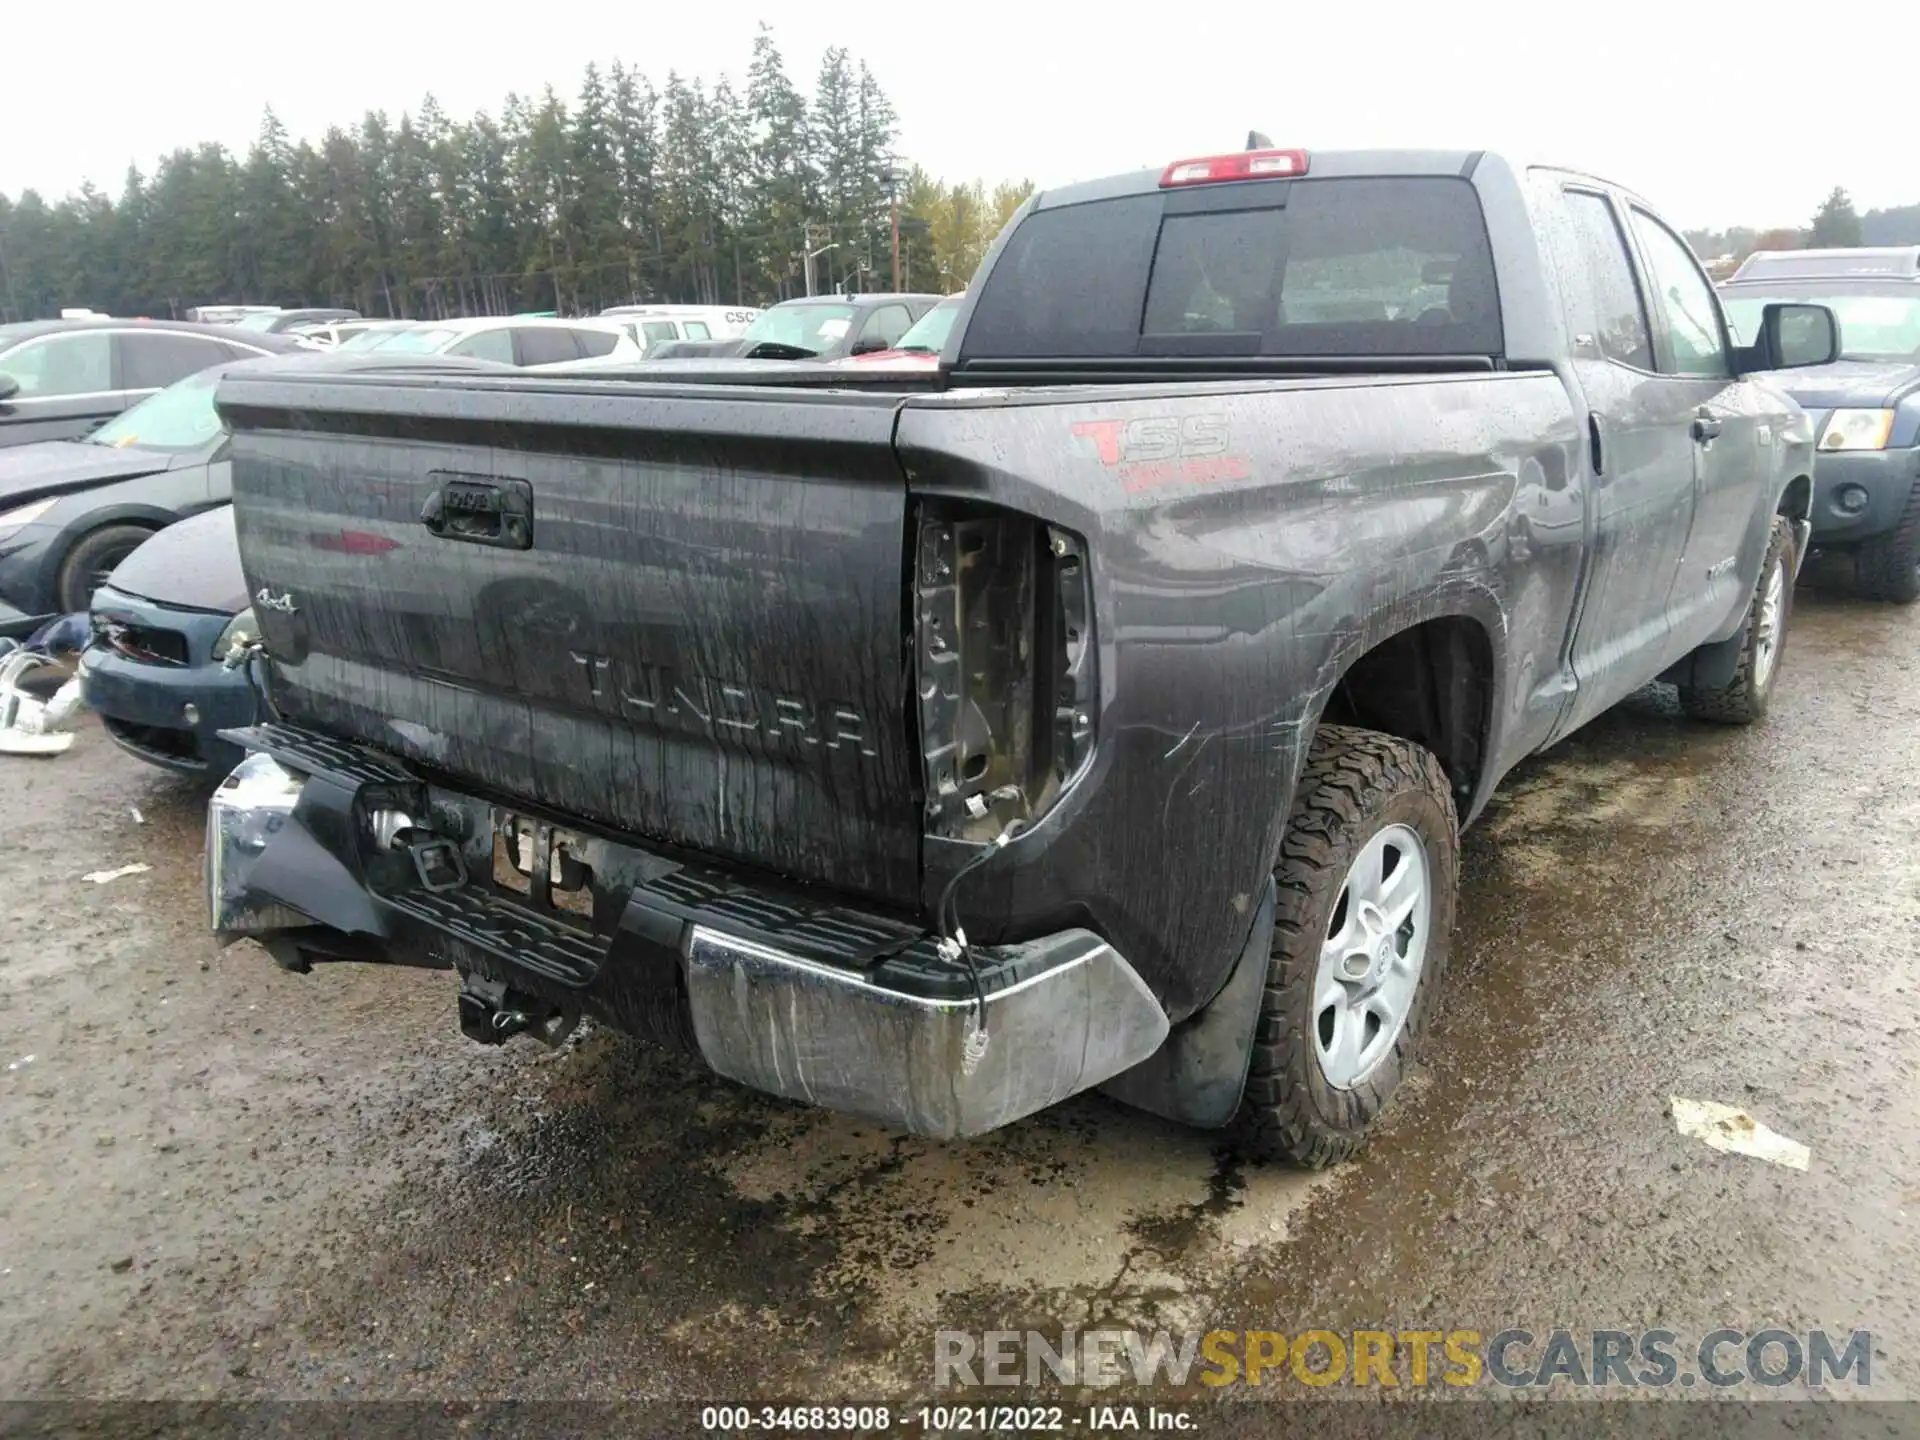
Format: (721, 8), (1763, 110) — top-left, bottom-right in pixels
(456, 971), (578, 1049)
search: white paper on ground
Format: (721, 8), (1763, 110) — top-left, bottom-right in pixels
(82, 863), (153, 885)
(1670, 1096), (1810, 1171)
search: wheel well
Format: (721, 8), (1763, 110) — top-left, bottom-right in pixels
(54, 519), (160, 604)
(1317, 617), (1493, 805)
(1777, 474), (1812, 524)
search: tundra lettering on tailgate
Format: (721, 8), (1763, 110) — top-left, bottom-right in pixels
(569, 652), (878, 756)
(1072, 415), (1251, 492)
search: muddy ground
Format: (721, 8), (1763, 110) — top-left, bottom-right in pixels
(2, 562), (1917, 1430)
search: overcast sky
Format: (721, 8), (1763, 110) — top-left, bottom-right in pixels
(6, 1), (1888, 232)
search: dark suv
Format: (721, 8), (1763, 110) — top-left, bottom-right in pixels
(1720, 246), (1920, 600)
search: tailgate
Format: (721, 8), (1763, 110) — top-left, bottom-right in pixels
(215, 372), (921, 905)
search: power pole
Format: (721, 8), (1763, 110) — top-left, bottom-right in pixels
(882, 161), (907, 293)
(803, 223), (837, 298)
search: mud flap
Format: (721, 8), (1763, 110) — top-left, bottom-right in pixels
(1659, 628), (1744, 692)
(1099, 880), (1277, 1129)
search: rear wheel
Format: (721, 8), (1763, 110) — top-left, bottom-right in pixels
(1854, 482), (1920, 604)
(1233, 725), (1459, 1168)
(1677, 516), (1793, 725)
(55, 524), (155, 614)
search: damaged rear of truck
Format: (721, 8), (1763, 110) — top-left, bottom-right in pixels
(207, 148), (1821, 1164)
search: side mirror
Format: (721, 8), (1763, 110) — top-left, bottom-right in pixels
(850, 335), (889, 355)
(0, 375), (18, 402)
(1761, 302), (1840, 370)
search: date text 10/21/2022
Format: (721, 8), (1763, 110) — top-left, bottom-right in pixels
(697, 1406), (1195, 1432)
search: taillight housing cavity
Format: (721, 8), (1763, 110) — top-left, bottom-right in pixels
(915, 503), (1095, 842)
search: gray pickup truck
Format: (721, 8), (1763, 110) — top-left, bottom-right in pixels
(206, 146), (1835, 1167)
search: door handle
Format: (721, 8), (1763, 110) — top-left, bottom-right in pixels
(419, 472), (534, 549)
(1691, 410), (1723, 444)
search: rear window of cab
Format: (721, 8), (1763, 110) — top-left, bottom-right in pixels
(960, 176), (1501, 361)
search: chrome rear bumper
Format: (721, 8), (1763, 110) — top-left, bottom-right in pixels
(685, 925), (1168, 1139)
(206, 743), (1172, 1140)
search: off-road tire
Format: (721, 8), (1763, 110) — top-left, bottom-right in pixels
(1233, 725), (1459, 1168)
(1677, 516), (1793, 724)
(55, 524), (156, 614)
(1854, 480), (1920, 604)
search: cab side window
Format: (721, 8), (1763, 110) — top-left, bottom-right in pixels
(683, 321), (711, 339)
(449, 328), (516, 364)
(859, 305), (911, 350)
(0, 332), (113, 397)
(1560, 191), (1656, 370)
(1628, 209), (1729, 377)
(120, 332), (235, 391)
(517, 327), (586, 366)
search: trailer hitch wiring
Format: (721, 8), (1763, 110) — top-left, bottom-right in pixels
(935, 813), (1028, 1074)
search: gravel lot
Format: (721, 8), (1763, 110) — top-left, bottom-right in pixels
(2, 561), (1916, 1432)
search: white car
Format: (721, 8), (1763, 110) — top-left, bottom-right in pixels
(336, 317), (641, 367)
(291, 319), (407, 350)
(597, 304), (760, 355)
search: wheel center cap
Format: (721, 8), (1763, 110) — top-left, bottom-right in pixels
(1370, 937), (1396, 981)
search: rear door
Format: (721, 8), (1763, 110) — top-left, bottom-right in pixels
(513, 326), (585, 367)
(574, 327), (624, 359)
(1539, 183), (1700, 735)
(0, 331), (120, 447)
(220, 374), (923, 903)
(854, 305), (912, 356)
(448, 328), (517, 365)
(117, 330), (237, 396)
(1623, 205), (1763, 643)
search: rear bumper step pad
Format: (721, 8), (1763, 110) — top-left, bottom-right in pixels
(210, 724), (1169, 1138)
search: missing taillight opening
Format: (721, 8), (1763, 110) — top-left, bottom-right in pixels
(915, 504), (1095, 841)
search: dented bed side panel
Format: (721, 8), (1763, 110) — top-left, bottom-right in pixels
(897, 372), (1586, 1017)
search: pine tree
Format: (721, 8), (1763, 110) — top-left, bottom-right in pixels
(0, 27), (1027, 320)
(607, 62), (660, 302)
(569, 65), (626, 312)
(812, 47), (859, 291)
(709, 77), (752, 305)
(112, 166), (151, 314)
(746, 24), (814, 300)
(1806, 187), (1863, 248)
(896, 167), (943, 293)
(0, 192), (20, 321)
(929, 180), (988, 292)
(853, 62), (898, 290)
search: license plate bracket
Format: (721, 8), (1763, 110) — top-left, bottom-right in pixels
(491, 811), (597, 923)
